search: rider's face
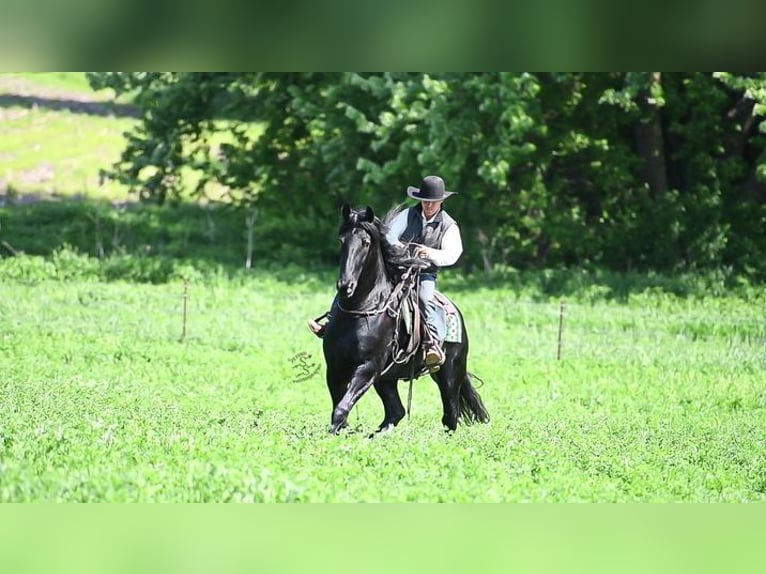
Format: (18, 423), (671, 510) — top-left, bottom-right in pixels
(421, 200), (442, 219)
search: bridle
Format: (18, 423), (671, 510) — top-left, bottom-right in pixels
(336, 223), (420, 317)
(335, 264), (419, 317)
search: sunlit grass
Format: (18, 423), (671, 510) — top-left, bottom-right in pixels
(2, 73), (95, 94)
(0, 73), (264, 203)
(0, 107), (136, 199)
(0, 271), (763, 502)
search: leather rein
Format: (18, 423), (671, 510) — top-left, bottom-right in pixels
(336, 264), (419, 318)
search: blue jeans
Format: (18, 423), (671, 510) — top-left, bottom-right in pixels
(418, 273), (439, 342)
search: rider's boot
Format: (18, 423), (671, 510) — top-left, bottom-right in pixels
(424, 340), (445, 373)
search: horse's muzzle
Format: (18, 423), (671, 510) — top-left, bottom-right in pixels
(337, 279), (357, 298)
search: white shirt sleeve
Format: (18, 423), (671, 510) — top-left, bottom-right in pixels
(422, 224), (463, 267)
(385, 209), (410, 246)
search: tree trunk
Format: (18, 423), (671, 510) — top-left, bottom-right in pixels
(724, 95), (757, 159)
(635, 72), (669, 199)
(743, 149), (766, 204)
(476, 228), (494, 276)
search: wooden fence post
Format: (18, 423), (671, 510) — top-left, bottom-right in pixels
(180, 279), (189, 342)
(557, 301), (565, 360)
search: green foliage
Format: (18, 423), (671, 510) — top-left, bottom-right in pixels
(82, 72), (766, 278)
(0, 199), (341, 284)
(3, 199), (762, 301)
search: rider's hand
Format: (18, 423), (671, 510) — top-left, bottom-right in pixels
(413, 245), (430, 259)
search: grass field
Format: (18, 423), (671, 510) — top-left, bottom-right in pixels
(0, 73), (137, 199)
(1, 270), (764, 502)
(1, 73), (96, 93)
(2, 73), (766, 502)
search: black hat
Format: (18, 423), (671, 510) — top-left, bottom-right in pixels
(406, 175), (457, 202)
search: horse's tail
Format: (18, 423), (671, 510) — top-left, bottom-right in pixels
(459, 372), (490, 424)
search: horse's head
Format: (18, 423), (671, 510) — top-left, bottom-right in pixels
(337, 202), (378, 298)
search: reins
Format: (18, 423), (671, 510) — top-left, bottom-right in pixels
(335, 260), (423, 377)
(336, 264), (419, 318)
(380, 267), (422, 376)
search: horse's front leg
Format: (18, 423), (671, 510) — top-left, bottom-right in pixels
(330, 362), (378, 434)
(372, 378), (405, 434)
(326, 368), (349, 432)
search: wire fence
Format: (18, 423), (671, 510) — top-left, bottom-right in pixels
(488, 299), (765, 366)
(1, 282), (764, 367)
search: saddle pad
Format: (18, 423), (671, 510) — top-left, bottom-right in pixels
(434, 291), (462, 343)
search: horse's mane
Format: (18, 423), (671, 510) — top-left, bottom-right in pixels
(341, 204), (424, 281)
(380, 205), (416, 275)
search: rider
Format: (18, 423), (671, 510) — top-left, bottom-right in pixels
(308, 175), (463, 371)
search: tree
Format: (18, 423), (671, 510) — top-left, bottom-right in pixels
(88, 72), (766, 278)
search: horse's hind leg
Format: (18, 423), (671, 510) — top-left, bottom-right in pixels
(433, 346), (464, 431)
(373, 378), (405, 433)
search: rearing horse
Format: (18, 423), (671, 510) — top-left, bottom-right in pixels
(322, 203), (489, 434)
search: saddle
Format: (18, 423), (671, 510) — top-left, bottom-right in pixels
(398, 289), (462, 344)
(382, 274), (462, 376)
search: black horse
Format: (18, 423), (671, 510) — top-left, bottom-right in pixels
(322, 203), (489, 434)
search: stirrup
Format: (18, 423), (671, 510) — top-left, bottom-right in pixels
(424, 343), (444, 373)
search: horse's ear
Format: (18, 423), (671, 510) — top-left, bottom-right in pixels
(341, 202), (351, 221)
(364, 206), (374, 222)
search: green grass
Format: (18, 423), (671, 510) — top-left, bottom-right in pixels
(0, 73), (137, 199)
(1, 267), (764, 502)
(0, 73), (263, 204)
(0, 110), (136, 199)
(3, 73), (95, 93)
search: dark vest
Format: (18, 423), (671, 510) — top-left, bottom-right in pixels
(398, 205), (457, 275)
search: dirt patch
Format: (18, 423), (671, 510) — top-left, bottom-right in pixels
(17, 163), (56, 186)
(0, 107), (30, 121)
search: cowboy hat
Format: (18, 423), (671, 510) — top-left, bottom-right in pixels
(406, 175), (457, 202)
